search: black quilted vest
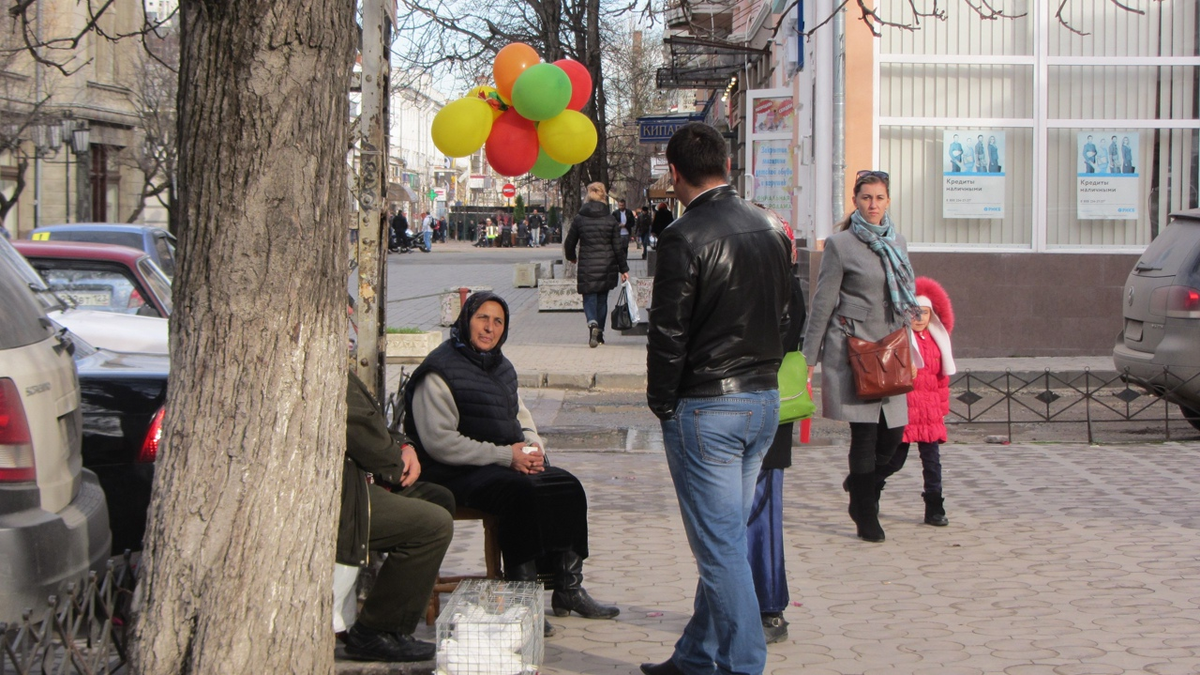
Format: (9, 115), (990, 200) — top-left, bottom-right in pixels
(404, 340), (524, 465)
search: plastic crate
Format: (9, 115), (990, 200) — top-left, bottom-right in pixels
(435, 579), (543, 675)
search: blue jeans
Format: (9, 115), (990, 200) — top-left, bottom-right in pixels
(582, 291), (608, 329)
(423, 231), (432, 251)
(660, 390), (780, 675)
(747, 467), (788, 614)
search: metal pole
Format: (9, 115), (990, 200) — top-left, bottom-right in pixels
(33, 0), (42, 230)
(831, 3), (846, 227)
(354, 0), (391, 399)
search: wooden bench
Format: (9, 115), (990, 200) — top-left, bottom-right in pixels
(425, 506), (502, 625)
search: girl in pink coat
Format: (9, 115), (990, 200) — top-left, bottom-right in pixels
(877, 276), (956, 526)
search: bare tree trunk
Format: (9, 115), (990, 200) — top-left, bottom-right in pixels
(130, 1), (355, 673)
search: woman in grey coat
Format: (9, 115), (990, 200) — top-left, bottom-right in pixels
(802, 171), (921, 543)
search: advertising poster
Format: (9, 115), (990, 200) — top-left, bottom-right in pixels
(752, 97), (795, 133)
(753, 140), (793, 213)
(1077, 132), (1139, 220)
(942, 130), (1006, 218)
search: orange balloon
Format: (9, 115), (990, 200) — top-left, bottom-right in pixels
(493, 43), (541, 102)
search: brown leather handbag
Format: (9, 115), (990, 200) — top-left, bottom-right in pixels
(846, 326), (915, 400)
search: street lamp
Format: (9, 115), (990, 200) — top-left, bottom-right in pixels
(63, 121), (89, 223)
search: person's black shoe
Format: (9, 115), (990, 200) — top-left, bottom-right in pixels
(923, 492), (949, 526)
(588, 322), (600, 349)
(342, 623), (435, 662)
(551, 588), (620, 619)
(640, 659), (685, 675)
(762, 612), (789, 644)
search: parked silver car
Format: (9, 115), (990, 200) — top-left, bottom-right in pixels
(1113, 208), (1200, 430)
(0, 249), (112, 623)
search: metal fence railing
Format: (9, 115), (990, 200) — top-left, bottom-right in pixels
(0, 554), (136, 675)
(948, 366), (1200, 444)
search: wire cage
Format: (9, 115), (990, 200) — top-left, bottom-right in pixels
(435, 579), (543, 675)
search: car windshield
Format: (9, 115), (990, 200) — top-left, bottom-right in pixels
(137, 258), (173, 315)
(0, 256), (53, 350)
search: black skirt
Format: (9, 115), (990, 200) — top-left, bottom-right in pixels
(422, 462), (590, 570)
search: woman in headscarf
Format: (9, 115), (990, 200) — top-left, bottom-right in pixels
(801, 170), (921, 544)
(403, 291), (618, 634)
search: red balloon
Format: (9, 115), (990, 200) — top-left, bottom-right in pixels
(485, 109), (540, 177)
(554, 58), (593, 112)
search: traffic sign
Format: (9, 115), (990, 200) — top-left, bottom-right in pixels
(501, 183), (517, 198)
(427, 189), (437, 200)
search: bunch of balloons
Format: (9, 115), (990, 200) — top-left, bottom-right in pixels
(430, 43), (598, 179)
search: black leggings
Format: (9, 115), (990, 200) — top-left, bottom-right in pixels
(848, 411), (905, 475)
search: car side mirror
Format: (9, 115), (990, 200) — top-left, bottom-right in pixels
(136, 304), (161, 318)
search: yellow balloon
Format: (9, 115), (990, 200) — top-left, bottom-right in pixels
(467, 85), (507, 121)
(431, 98), (494, 157)
(537, 110), (597, 165)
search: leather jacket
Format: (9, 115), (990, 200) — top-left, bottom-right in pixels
(646, 185), (793, 420)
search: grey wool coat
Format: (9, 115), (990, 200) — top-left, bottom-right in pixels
(801, 228), (910, 427)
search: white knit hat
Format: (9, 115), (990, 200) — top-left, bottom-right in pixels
(914, 294), (956, 376)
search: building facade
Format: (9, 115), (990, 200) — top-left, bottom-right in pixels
(1, 0), (150, 237)
(666, 0), (1198, 357)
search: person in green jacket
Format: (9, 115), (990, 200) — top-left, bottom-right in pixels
(338, 371), (455, 663)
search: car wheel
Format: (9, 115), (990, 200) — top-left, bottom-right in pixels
(1181, 404), (1200, 432)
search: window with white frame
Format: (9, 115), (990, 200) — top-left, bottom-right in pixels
(877, 0), (1198, 252)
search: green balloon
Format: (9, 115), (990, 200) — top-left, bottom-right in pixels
(530, 148), (570, 179)
(511, 64), (572, 122)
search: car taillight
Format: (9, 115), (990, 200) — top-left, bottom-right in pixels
(128, 289), (145, 310)
(0, 378), (36, 483)
(1149, 285), (1200, 318)
(137, 407), (165, 463)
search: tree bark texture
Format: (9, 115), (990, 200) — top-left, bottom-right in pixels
(131, 1), (355, 673)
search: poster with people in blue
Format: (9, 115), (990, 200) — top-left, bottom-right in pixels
(943, 130), (1005, 218)
(1077, 132), (1139, 220)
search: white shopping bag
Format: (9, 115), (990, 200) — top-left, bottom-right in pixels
(332, 563), (360, 633)
(621, 279), (640, 324)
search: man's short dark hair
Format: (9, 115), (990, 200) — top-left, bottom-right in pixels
(666, 122), (728, 186)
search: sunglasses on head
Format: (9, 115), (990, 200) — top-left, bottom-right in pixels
(856, 170), (890, 182)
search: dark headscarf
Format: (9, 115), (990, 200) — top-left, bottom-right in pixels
(449, 291), (511, 370)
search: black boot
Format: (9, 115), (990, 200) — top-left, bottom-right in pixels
(588, 322), (600, 348)
(506, 561), (556, 637)
(847, 473), (885, 542)
(923, 492), (948, 526)
(550, 551), (619, 619)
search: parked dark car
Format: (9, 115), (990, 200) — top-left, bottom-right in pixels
(13, 240), (173, 319)
(1113, 208), (1200, 430)
(31, 223), (177, 278)
(72, 335), (169, 553)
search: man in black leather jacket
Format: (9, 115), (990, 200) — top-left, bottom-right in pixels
(641, 122), (792, 675)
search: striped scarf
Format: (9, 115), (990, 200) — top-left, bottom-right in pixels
(849, 211), (920, 322)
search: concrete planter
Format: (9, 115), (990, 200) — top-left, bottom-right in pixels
(439, 286), (494, 326)
(537, 278), (583, 311)
(513, 263), (540, 288)
(385, 331), (444, 363)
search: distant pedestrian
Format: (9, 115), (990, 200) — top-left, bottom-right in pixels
(802, 170), (920, 544)
(875, 276), (956, 527)
(529, 208), (544, 247)
(564, 183), (629, 349)
(612, 198), (636, 255)
(390, 210), (409, 253)
(642, 122), (792, 675)
(419, 212), (434, 253)
(635, 206), (652, 259)
(651, 201), (673, 240)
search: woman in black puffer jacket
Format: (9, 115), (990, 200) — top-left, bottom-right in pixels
(564, 182), (629, 347)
